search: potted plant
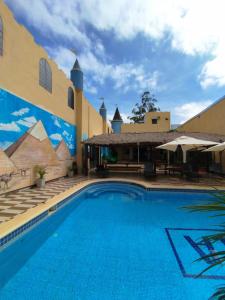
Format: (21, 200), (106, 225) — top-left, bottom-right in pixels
(35, 165), (47, 188)
(67, 165), (74, 178)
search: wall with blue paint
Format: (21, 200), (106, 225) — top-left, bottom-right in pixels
(81, 133), (88, 142)
(0, 88), (76, 155)
(111, 120), (122, 134)
(0, 88), (77, 193)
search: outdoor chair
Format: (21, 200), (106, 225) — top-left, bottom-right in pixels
(181, 163), (199, 181)
(144, 162), (156, 179)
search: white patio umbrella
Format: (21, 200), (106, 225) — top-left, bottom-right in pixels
(156, 136), (217, 163)
(203, 142), (225, 169)
(203, 142), (225, 152)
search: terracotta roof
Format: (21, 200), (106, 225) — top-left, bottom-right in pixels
(83, 131), (225, 146)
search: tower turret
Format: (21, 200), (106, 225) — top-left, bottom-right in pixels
(111, 107), (123, 133)
(99, 101), (107, 121)
(70, 59), (83, 91)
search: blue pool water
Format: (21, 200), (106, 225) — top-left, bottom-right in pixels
(0, 183), (224, 299)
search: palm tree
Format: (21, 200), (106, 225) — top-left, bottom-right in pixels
(184, 191), (225, 299)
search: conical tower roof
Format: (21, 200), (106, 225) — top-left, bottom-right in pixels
(100, 101), (106, 110)
(113, 107), (123, 121)
(72, 59), (81, 71)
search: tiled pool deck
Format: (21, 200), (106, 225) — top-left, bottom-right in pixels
(0, 174), (224, 245)
(0, 176), (86, 224)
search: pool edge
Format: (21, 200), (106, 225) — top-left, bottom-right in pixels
(0, 178), (224, 248)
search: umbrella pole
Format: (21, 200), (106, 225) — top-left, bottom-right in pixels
(183, 150), (187, 163)
(167, 150), (170, 166)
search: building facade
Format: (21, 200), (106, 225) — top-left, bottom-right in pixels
(177, 96), (225, 170)
(177, 97), (225, 135)
(121, 111), (170, 133)
(0, 2), (110, 193)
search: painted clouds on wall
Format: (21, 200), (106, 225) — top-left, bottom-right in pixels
(0, 89), (76, 155)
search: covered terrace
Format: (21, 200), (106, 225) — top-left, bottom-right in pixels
(83, 131), (225, 177)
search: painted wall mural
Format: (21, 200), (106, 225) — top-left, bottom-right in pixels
(0, 88), (77, 193)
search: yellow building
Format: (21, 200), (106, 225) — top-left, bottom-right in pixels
(121, 111), (170, 133)
(177, 96), (225, 170)
(85, 99), (225, 172)
(177, 96), (225, 135)
(0, 1), (110, 193)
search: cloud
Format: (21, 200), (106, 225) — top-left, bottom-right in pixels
(0, 121), (21, 132)
(0, 141), (13, 150)
(199, 51), (225, 89)
(46, 46), (75, 78)
(11, 107), (29, 116)
(5, 0), (91, 48)
(62, 130), (69, 137)
(17, 116), (37, 128)
(7, 0), (225, 89)
(48, 46), (160, 93)
(68, 142), (74, 150)
(51, 116), (61, 128)
(50, 133), (62, 141)
(85, 80), (98, 95)
(173, 100), (213, 124)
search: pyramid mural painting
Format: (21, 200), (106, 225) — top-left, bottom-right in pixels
(0, 88), (76, 193)
(0, 88), (76, 156)
(0, 150), (16, 175)
(56, 139), (72, 161)
(5, 121), (59, 169)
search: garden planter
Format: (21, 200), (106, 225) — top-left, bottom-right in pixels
(68, 170), (74, 178)
(36, 178), (46, 189)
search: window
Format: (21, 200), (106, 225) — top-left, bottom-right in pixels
(152, 118), (158, 124)
(39, 58), (52, 93)
(68, 87), (74, 109)
(0, 16), (3, 56)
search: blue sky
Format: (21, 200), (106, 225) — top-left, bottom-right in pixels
(5, 0), (225, 124)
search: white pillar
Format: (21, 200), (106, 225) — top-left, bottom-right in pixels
(183, 150), (187, 163)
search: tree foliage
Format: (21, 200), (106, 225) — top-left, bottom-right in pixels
(128, 91), (160, 123)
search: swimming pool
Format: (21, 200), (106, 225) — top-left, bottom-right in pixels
(0, 182), (224, 299)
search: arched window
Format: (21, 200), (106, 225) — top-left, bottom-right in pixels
(0, 17), (3, 56)
(39, 58), (52, 93)
(68, 87), (74, 109)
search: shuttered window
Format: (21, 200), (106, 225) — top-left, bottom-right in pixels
(68, 87), (74, 109)
(39, 58), (52, 93)
(0, 17), (3, 56)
